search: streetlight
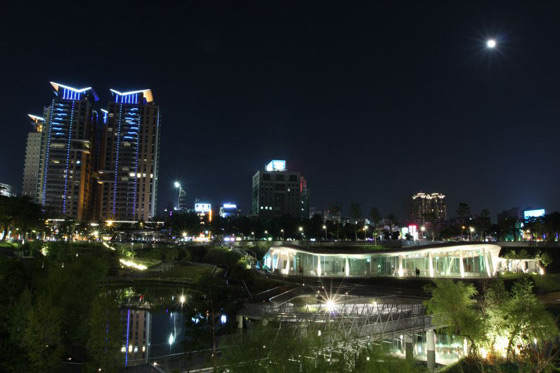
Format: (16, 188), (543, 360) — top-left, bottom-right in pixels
(299, 226), (304, 240)
(280, 229), (285, 241)
(421, 226), (426, 239)
(363, 225), (368, 241)
(486, 39), (497, 49)
(469, 227), (475, 241)
(322, 225), (327, 241)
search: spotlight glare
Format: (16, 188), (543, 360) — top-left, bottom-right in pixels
(486, 39), (496, 49)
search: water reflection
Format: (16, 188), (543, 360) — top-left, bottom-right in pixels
(122, 308), (186, 366)
(387, 332), (466, 366)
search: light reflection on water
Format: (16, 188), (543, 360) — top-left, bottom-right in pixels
(122, 308), (186, 366)
(387, 333), (466, 366)
(120, 307), (464, 368)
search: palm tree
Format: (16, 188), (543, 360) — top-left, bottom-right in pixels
(349, 202), (362, 241)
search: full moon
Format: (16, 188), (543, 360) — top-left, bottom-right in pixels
(487, 39), (497, 48)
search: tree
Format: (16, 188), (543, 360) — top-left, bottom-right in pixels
(386, 214), (399, 240)
(86, 293), (123, 372)
(219, 322), (425, 372)
(329, 202), (342, 240)
(476, 209), (491, 241)
(369, 207), (382, 244)
(0, 196), (43, 241)
(503, 278), (559, 359)
(456, 202), (472, 224)
(424, 279), (484, 354)
(22, 295), (63, 372)
(349, 202), (362, 241)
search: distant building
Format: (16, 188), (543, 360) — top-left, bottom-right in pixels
(22, 115), (45, 202)
(252, 160), (309, 218)
(178, 188), (188, 210)
(219, 203), (239, 218)
(411, 192), (447, 225)
(96, 89), (161, 222)
(33, 82), (99, 220)
(0, 183), (14, 197)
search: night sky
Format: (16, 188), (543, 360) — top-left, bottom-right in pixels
(1, 1), (559, 220)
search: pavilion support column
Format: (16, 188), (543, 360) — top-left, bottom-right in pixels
(459, 250), (465, 278)
(398, 255), (403, 277)
(317, 255), (322, 276)
(428, 251), (434, 278)
(404, 334), (414, 359)
(483, 247), (492, 277)
(426, 329), (436, 371)
(345, 257), (350, 277)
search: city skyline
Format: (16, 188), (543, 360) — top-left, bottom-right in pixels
(2, 2), (560, 218)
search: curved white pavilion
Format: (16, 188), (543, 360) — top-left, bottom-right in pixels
(262, 243), (542, 279)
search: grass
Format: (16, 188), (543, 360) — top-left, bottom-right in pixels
(533, 273), (560, 293)
(151, 264), (213, 284)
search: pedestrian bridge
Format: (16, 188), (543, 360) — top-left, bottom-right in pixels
(239, 294), (436, 341)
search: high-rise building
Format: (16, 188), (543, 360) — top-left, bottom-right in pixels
(411, 192), (447, 225)
(96, 89), (160, 222)
(22, 115), (45, 202)
(252, 160), (310, 218)
(36, 82), (99, 220)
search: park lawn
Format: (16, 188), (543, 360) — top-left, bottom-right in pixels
(152, 264), (214, 284)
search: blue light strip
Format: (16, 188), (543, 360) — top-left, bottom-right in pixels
(131, 107), (141, 219)
(112, 104), (123, 215)
(114, 93), (139, 105)
(125, 309), (131, 366)
(41, 99), (56, 205)
(62, 102), (75, 214)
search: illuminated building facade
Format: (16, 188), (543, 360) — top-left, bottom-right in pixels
(411, 192), (447, 225)
(219, 203), (239, 218)
(252, 160), (310, 218)
(96, 89), (160, 222)
(263, 243), (542, 279)
(36, 82), (98, 219)
(22, 115), (45, 202)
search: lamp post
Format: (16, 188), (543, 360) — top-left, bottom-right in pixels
(469, 227), (475, 241)
(299, 226), (304, 240)
(322, 225), (327, 241)
(363, 225), (368, 241)
(421, 226), (426, 240)
(281, 229), (285, 241)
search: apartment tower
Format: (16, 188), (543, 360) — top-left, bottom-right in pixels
(96, 89), (160, 222)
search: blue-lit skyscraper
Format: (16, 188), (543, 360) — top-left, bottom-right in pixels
(36, 82), (99, 219)
(96, 89), (160, 222)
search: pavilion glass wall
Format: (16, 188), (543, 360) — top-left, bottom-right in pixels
(462, 249), (486, 277)
(348, 257), (370, 277)
(370, 255), (399, 276)
(401, 253), (430, 277)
